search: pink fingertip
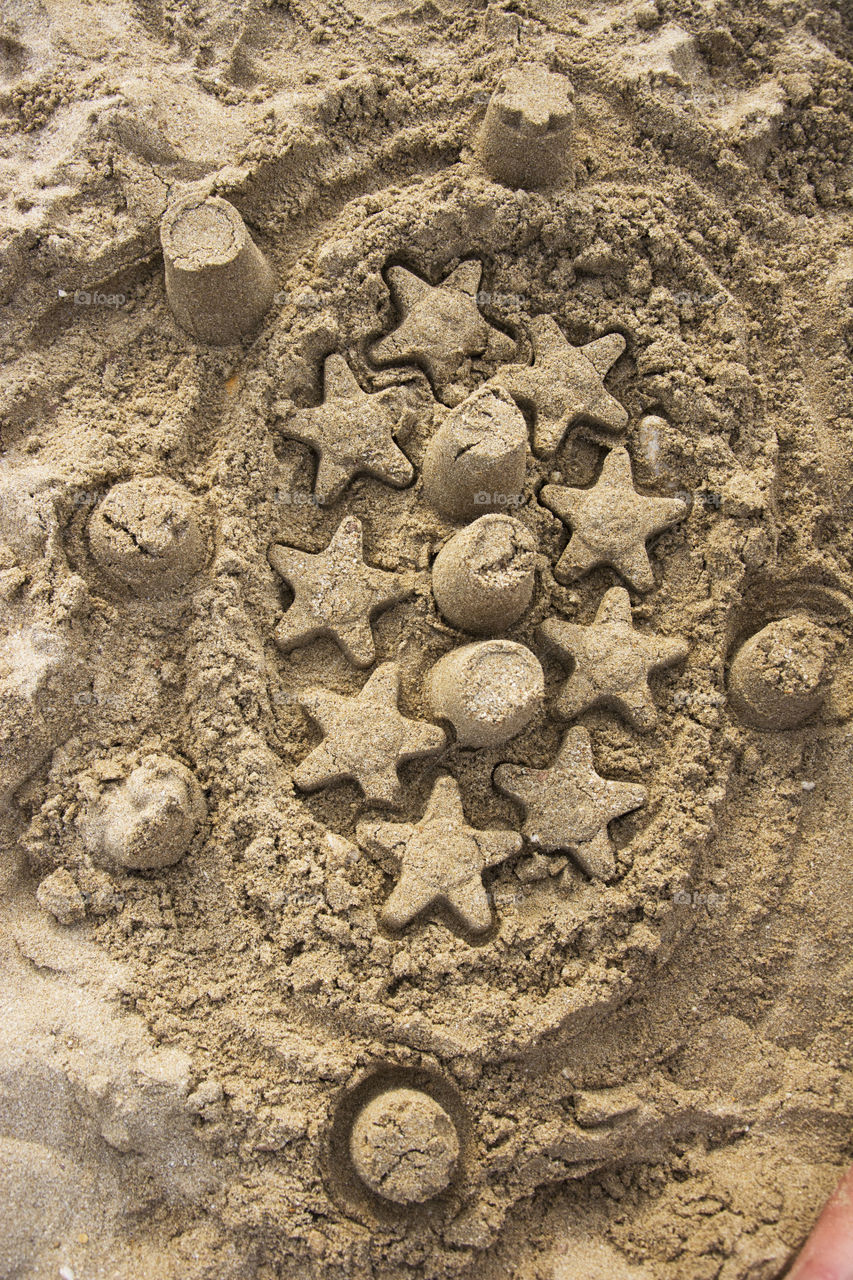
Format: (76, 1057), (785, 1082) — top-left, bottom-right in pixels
(788, 1166), (853, 1280)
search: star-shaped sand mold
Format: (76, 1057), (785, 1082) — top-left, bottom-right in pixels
(369, 261), (515, 398)
(539, 587), (689, 731)
(494, 726), (646, 881)
(275, 353), (415, 505)
(268, 516), (411, 669)
(489, 315), (628, 455)
(293, 662), (446, 807)
(357, 774), (522, 934)
(540, 446), (687, 592)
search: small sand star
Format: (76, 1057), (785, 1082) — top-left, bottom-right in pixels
(540, 446), (687, 592)
(357, 774), (522, 933)
(369, 260), (515, 396)
(293, 662), (446, 807)
(539, 587), (689, 731)
(489, 315), (628, 455)
(275, 353), (415, 505)
(268, 516), (411, 669)
(494, 726), (646, 880)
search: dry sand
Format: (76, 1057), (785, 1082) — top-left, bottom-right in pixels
(1, 1), (852, 1278)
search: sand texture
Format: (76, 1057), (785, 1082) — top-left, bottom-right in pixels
(1, 1), (853, 1277)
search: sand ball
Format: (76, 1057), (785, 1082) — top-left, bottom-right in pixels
(88, 477), (207, 593)
(349, 1088), (459, 1204)
(85, 754), (206, 871)
(728, 615), (835, 730)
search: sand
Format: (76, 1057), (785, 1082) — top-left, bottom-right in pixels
(1, 1), (852, 1277)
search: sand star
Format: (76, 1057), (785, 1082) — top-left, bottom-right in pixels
(357, 774), (522, 933)
(540, 446), (687, 592)
(369, 260), (515, 396)
(274, 353), (415, 505)
(489, 315), (628, 455)
(494, 726), (646, 880)
(268, 516), (411, 669)
(293, 662), (446, 807)
(539, 587), (689, 731)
